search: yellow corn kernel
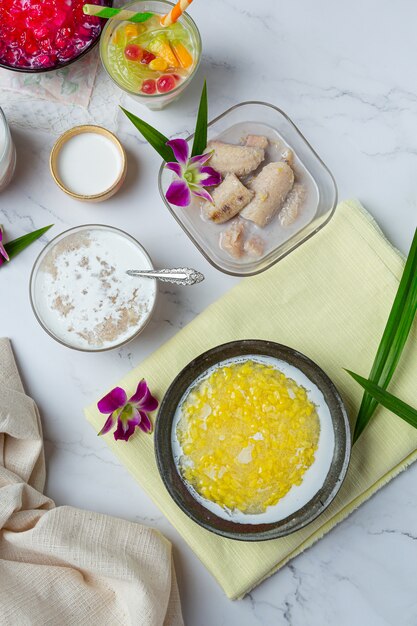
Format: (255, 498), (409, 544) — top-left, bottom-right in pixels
(149, 57), (169, 71)
(112, 30), (121, 45)
(176, 360), (320, 515)
(124, 24), (141, 40)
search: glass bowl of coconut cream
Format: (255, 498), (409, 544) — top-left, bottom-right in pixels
(30, 225), (157, 351)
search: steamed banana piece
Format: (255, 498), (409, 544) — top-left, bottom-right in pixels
(279, 183), (306, 227)
(244, 235), (265, 257)
(245, 135), (269, 149)
(220, 221), (245, 259)
(240, 162), (294, 228)
(206, 141), (265, 177)
(204, 174), (254, 224)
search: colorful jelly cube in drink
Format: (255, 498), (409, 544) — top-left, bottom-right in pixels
(0, 0), (110, 70)
(104, 14), (196, 96)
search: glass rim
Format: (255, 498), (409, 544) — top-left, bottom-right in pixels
(158, 100), (338, 277)
(29, 223), (158, 353)
(100, 0), (202, 100)
(0, 108), (11, 165)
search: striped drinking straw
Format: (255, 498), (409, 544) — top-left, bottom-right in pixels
(160, 0), (194, 26)
(83, 1), (194, 25)
(83, 4), (154, 22)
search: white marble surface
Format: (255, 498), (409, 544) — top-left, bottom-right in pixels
(1, 1), (417, 624)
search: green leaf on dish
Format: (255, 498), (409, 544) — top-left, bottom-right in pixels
(120, 107), (175, 163)
(191, 80), (208, 158)
(4, 224), (54, 260)
(347, 370), (417, 432)
(353, 228), (417, 442)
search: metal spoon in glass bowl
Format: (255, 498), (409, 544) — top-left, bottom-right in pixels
(126, 267), (204, 286)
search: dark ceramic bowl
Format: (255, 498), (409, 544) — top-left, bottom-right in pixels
(155, 340), (351, 541)
(0, 0), (112, 74)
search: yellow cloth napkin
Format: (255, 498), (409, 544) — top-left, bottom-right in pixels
(85, 200), (417, 600)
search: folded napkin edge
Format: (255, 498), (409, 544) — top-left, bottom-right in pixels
(232, 445), (417, 599)
(85, 397), (417, 600)
(0, 338), (25, 394)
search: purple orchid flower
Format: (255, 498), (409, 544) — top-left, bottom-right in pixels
(0, 226), (9, 266)
(165, 138), (222, 207)
(97, 379), (158, 442)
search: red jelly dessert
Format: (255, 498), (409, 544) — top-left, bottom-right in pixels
(124, 44), (143, 62)
(140, 50), (156, 65)
(141, 79), (156, 94)
(156, 75), (176, 93)
(0, 0), (111, 70)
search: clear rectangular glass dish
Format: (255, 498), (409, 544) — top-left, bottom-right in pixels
(158, 101), (337, 276)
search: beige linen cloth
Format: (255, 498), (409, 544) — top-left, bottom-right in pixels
(0, 339), (183, 626)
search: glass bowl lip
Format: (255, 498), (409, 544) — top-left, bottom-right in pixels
(29, 223), (158, 353)
(158, 100), (338, 277)
(0, 108), (11, 165)
(0, 1), (113, 74)
(154, 339), (351, 541)
(99, 0), (202, 100)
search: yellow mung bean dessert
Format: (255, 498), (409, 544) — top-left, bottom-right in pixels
(176, 359), (320, 515)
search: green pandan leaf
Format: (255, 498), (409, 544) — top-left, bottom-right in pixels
(120, 107), (175, 163)
(353, 227), (417, 442)
(191, 80), (208, 158)
(347, 370), (417, 432)
(4, 224), (53, 261)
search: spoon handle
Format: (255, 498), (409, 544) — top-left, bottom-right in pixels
(126, 267), (205, 286)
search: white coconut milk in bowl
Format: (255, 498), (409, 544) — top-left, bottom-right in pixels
(30, 225), (157, 352)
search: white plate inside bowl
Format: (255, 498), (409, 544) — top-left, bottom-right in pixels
(171, 354), (335, 525)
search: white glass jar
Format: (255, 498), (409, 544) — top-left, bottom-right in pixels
(0, 108), (16, 191)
